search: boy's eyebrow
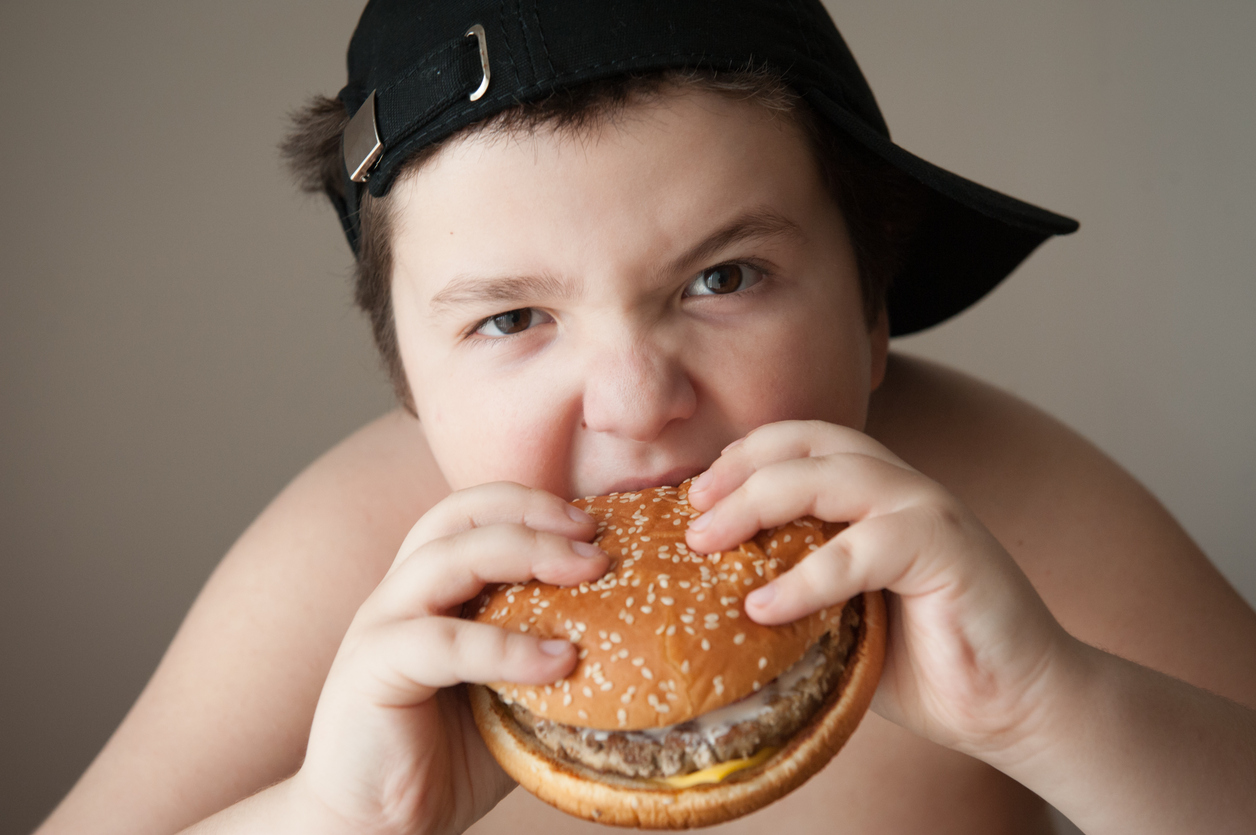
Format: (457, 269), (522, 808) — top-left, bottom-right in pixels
(428, 207), (802, 315)
(665, 208), (804, 276)
(429, 272), (575, 315)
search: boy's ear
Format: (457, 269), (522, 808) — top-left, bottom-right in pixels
(869, 308), (890, 392)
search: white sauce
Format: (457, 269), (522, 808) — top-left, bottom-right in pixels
(596, 641), (827, 747)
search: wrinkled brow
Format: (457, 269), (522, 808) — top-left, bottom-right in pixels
(429, 272), (575, 315)
(664, 207), (804, 277)
(427, 206), (803, 315)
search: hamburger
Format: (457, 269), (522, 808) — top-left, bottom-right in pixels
(468, 480), (885, 828)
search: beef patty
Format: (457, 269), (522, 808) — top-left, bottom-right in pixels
(500, 600), (861, 779)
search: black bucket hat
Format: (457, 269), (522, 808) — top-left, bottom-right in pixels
(334, 0), (1078, 336)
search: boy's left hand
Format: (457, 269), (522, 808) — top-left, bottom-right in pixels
(684, 419), (1076, 760)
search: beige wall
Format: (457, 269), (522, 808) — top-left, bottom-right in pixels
(1, 2), (1252, 832)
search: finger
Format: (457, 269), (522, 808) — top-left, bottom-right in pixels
(686, 452), (935, 554)
(743, 506), (943, 624)
(687, 420), (912, 511)
(390, 482), (597, 576)
(365, 523), (610, 622)
(348, 617), (579, 708)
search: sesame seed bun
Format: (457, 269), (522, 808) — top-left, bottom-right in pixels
(468, 482), (887, 827)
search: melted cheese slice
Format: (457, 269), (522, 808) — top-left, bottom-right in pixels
(657, 746), (779, 789)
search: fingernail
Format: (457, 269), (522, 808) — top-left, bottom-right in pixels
(571, 540), (604, 558)
(747, 584), (776, 608)
(539, 639), (571, 656)
(567, 504), (593, 524)
(689, 471), (713, 493)
(688, 512), (711, 532)
(721, 436), (746, 454)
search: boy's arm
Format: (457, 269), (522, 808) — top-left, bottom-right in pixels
(869, 352), (1256, 832)
(869, 352), (1256, 706)
(36, 410), (449, 835)
(997, 638), (1256, 833)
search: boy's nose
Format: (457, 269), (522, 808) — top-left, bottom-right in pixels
(579, 339), (697, 443)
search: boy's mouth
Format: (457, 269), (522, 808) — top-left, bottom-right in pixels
(601, 466), (706, 496)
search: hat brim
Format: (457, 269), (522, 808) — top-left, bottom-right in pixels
(803, 90), (1079, 337)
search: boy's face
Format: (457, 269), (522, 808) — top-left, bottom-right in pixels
(389, 88), (887, 499)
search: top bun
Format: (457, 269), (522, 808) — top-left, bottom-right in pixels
(470, 481), (847, 731)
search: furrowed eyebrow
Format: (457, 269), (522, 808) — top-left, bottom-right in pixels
(427, 208), (801, 316)
(429, 272), (575, 315)
(664, 208), (804, 277)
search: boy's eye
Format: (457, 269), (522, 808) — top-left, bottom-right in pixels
(684, 263), (763, 297)
(474, 307), (551, 337)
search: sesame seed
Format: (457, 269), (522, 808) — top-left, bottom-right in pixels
(600, 641), (612, 651)
(583, 686), (593, 698)
(714, 675), (725, 696)
(632, 657), (645, 666)
(563, 694), (572, 706)
(578, 710), (588, 720)
(641, 667), (654, 679)
(726, 609), (740, 619)
(618, 709), (627, 725)
(734, 633), (746, 645)
(520, 624), (529, 632)
(666, 625), (676, 636)
(661, 597), (674, 606)
(681, 660), (690, 674)
(758, 657), (768, 669)
(701, 639), (711, 651)
(600, 681), (613, 692)
(640, 605), (653, 614)
(610, 632), (622, 643)
(752, 681), (761, 692)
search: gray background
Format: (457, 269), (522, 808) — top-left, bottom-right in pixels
(1, 2), (1252, 833)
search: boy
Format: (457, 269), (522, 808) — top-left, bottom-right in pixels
(36, 2), (1256, 833)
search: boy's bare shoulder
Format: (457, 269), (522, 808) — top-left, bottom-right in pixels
(41, 410), (449, 834)
(868, 352), (1256, 705)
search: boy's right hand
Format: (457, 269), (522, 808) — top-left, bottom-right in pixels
(286, 482), (609, 835)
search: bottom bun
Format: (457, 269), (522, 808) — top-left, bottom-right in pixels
(470, 590), (886, 829)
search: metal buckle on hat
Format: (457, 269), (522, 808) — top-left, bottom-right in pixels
(465, 24), (491, 101)
(344, 90), (383, 183)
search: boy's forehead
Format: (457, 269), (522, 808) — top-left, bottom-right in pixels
(390, 90), (826, 294)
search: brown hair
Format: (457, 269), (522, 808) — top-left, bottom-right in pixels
(281, 69), (923, 413)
